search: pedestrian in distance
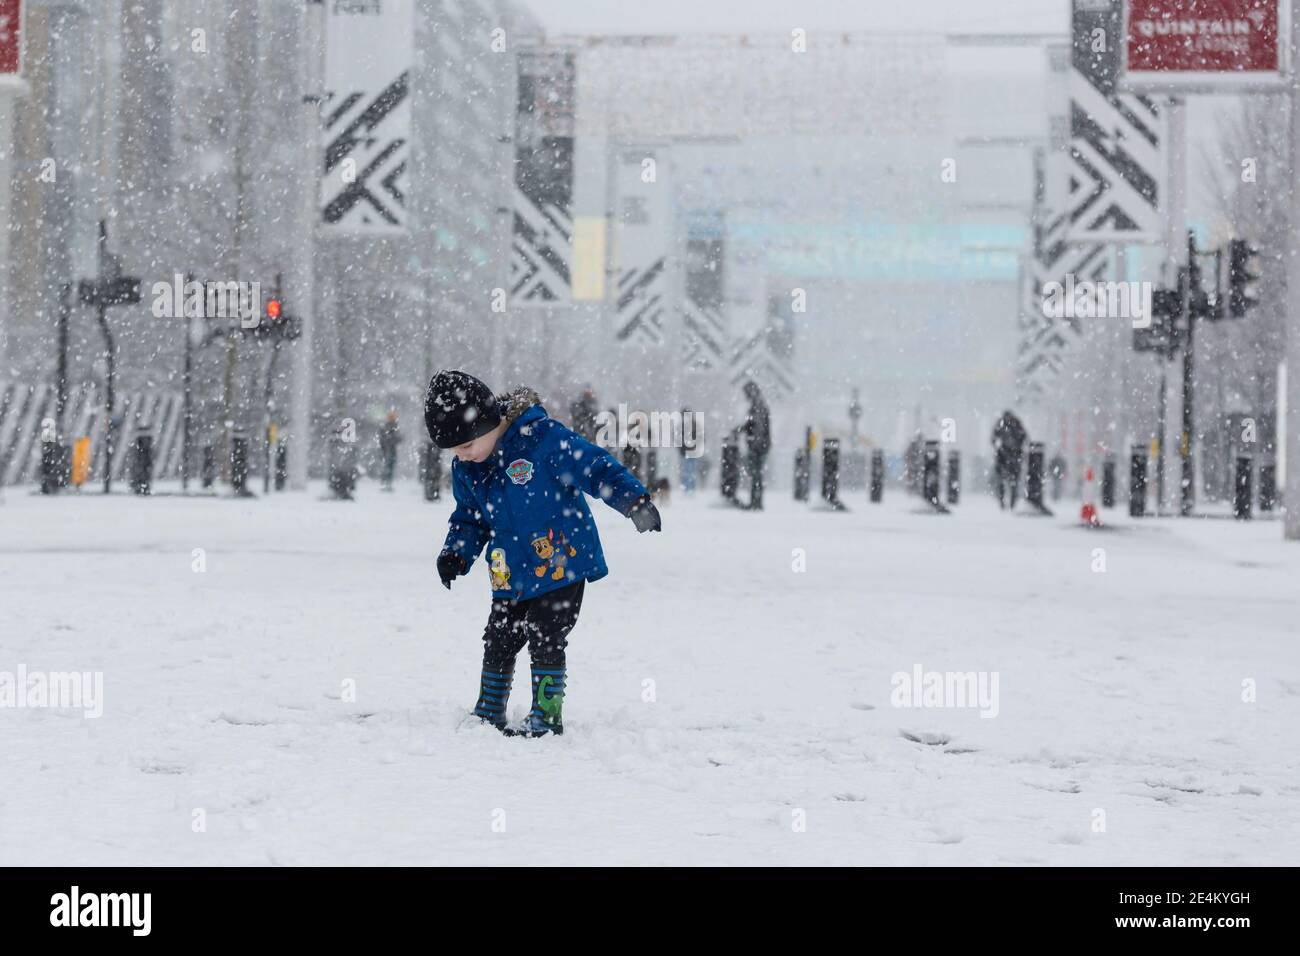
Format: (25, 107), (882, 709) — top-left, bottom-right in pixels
(739, 381), (771, 510)
(569, 386), (599, 443)
(426, 370), (661, 738)
(379, 409), (403, 492)
(991, 409), (1028, 510)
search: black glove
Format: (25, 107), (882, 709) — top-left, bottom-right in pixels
(437, 551), (467, 590)
(627, 495), (662, 533)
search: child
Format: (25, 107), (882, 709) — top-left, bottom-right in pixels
(425, 370), (661, 737)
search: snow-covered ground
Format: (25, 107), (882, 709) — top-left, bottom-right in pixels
(1, 480), (1297, 865)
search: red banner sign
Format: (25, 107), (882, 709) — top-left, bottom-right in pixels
(1123, 0), (1286, 89)
(0, 0), (20, 76)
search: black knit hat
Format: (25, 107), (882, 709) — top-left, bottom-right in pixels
(424, 370), (502, 448)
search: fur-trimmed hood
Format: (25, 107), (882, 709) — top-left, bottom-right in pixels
(496, 386), (543, 429)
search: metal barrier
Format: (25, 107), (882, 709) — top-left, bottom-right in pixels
(822, 438), (845, 510)
(720, 436), (740, 503)
(1234, 456), (1252, 520)
(129, 433), (153, 495)
(923, 440), (941, 507)
(1101, 457), (1116, 508)
(1129, 445), (1147, 517)
(1259, 462), (1276, 512)
(1025, 442), (1045, 509)
(793, 447), (810, 502)
(230, 434), (250, 496)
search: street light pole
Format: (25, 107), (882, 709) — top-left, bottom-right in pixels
(1286, 5), (1300, 539)
(56, 283), (70, 442)
(1180, 231), (1197, 517)
(288, 0), (325, 491)
(181, 274), (195, 493)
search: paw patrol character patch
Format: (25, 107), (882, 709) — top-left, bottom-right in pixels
(506, 458), (534, 485)
(531, 529), (578, 582)
(488, 548), (512, 591)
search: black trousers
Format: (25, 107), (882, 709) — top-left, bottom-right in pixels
(747, 449), (767, 510)
(481, 579), (585, 672)
(997, 465), (1020, 509)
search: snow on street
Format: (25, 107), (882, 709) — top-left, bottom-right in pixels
(1, 484), (1297, 865)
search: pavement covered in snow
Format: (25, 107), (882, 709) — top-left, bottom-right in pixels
(1, 481), (1297, 865)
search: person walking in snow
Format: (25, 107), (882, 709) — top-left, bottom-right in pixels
(991, 410), (1028, 509)
(568, 386), (599, 443)
(378, 410), (403, 491)
(425, 370), (661, 737)
(739, 381), (771, 510)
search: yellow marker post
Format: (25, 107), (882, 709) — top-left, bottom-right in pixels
(71, 437), (91, 487)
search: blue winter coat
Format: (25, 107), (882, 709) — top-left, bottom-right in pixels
(441, 396), (648, 602)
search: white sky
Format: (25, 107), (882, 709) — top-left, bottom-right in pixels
(520, 0), (1069, 36)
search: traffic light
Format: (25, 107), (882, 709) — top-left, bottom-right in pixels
(244, 295), (300, 341)
(1134, 270), (1183, 356)
(1228, 238), (1261, 318)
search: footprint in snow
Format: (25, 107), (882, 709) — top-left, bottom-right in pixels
(900, 729), (951, 747)
(138, 761), (189, 775)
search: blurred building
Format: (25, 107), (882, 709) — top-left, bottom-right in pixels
(3, 0), (540, 483)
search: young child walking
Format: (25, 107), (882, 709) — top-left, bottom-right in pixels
(425, 370), (661, 737)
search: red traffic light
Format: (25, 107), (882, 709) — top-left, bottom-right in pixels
(266, 298), (282, 320)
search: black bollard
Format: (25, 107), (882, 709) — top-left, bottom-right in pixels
(945, 450), (960, 506)
(330, 438), (357, 500)
(58, 443), (72, 489)
(1129, 445), (1147, 517)
(795, 426), (813, 502)
(230, 434), (250, 496)
(793, 448), (810, 502)
(923, 440), (941, 507)
(1259, 462), (1276, 512)
(41, 440), (61, 495)
(274, 443), (288, 491)
(822, 438), (845, 509)
(422, 442), (442, 502)
(720, 436), (740, 503)
(870, 448), (884, 503)
(1101, 456), (1116, 508)
(202, 445), (216, 489)
(130, 432), (154, 495)
(1234, 456), (1252, 520)
(1025, 442), (1045, 509)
